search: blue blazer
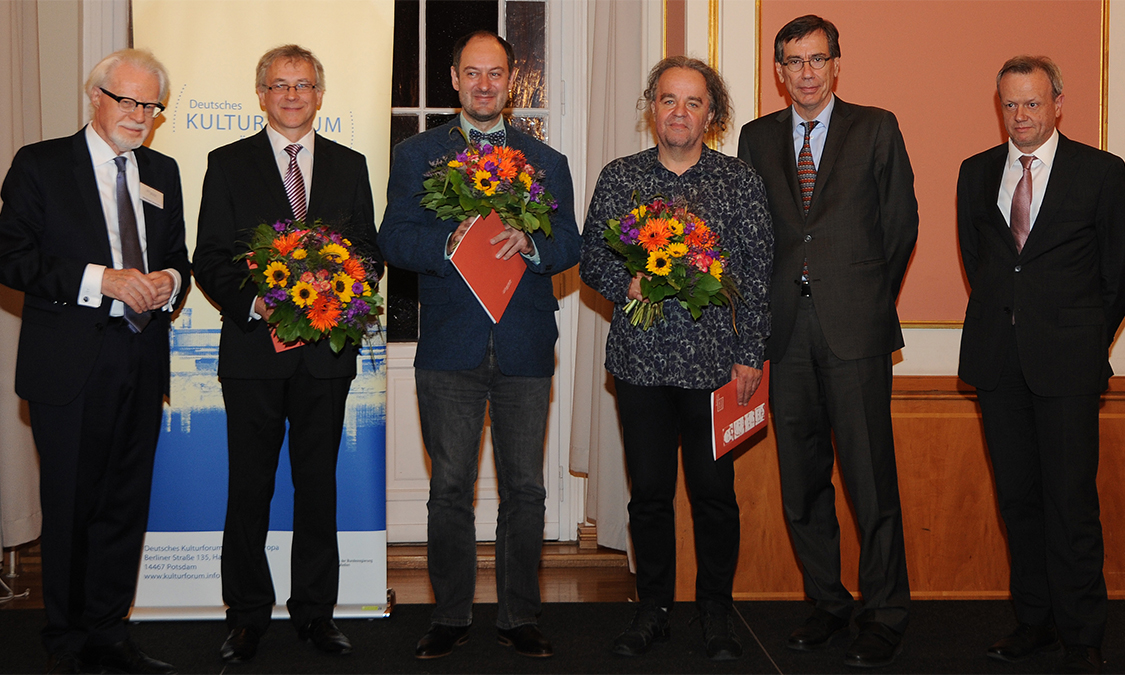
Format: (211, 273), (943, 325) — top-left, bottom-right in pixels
(379, 119), (580, 377)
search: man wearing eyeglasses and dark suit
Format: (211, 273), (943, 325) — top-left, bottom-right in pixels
(0, 49), (188, 674)
(193, 44), (381, 664)
(737, 14), (918, 668)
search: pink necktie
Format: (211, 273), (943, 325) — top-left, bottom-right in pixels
(1010, 155), (1035, 254)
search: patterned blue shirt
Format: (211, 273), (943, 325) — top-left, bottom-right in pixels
(580, 146), (773, 390)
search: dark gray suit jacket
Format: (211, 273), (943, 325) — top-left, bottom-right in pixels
(737, 97), (918, 362)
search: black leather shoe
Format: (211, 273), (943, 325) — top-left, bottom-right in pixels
(44, 652), (82, 674)
(298, 617), (352, 655)
(612, 602), (670, 656)
(80, 639), (176, 674)
(220, 626), (260, 663)
(498, 624), (553, 657)
(697, 603), (742, 661)
(987, 623), (1059, 662)
(1056, 646), (1103, 674)
(415, 624), (470, 659)
(844, 622), (901, 668)
(788, 608), (850, 652)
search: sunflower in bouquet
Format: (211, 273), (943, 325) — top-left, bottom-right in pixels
(602, 194), (740, 330)
(420, 127), (558, 236)
(243, 219), (383, 353)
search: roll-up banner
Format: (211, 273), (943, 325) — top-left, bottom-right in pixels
(131, 0), (393, 620)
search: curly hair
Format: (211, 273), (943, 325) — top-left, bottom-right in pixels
(640, 56), (732, 135)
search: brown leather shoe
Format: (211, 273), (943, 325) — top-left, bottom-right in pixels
(987, 623), (1059, 662)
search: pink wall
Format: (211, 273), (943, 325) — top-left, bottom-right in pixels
(759, 1), (1102, 321)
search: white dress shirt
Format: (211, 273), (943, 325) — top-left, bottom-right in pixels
(997, 128), (1059, 231)
(77, 124), (181, 315)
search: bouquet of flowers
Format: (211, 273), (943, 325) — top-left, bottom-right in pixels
(243, 219), (383, 353)
(420, 127), (558, 236)
(602, 194), (739, 330)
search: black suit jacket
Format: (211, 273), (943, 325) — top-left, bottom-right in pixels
(957, 133), (1125, 396)
(737, 98), (919, 362)
(0, 129), (190, 405)
(193, 129), (381, 380)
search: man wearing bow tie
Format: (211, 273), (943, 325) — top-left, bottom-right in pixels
(957, 55), (1125, 674)
(193, 44), (381, 664)
(379, 30), (581, 660)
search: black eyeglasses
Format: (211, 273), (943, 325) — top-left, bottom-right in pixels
(99, 88), (166, 118)
(782, 55), (833, 73)
(263, 83), (318, 95)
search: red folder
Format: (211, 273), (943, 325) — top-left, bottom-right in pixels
(449, 210), (527, 323)
(711, 361), (770, 459)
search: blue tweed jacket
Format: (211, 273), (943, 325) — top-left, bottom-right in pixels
(378, 119), (581, 377)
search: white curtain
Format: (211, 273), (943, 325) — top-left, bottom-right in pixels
(569, 0), (656, 553)
(0, 0), (43, 549)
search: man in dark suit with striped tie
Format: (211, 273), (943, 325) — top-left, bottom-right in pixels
(737, 15), (918, 668)
(193, 44), (381, 664)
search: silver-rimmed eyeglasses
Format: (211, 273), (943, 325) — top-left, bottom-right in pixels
(264, 83), (318, 95)
(99, 88), (166, 118)
(782, 55), (832, 72)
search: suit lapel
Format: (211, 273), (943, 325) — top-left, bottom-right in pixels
(810, 98), (852, 216)
(71, 131), (115, 267)
(1022, 134), (1076, 257)
(771, 108), (805, 218)
(979, 147), (1014, 253)
(248, 129), (294, 219)
(308, 133), (330, 218)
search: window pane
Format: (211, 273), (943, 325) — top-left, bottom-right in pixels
(426, 113), (458, 130)
(506, 1), (546, 109)
(508, 116), (546, 142)
(426, 0), (498, 109)
(392, 0), (420, 107)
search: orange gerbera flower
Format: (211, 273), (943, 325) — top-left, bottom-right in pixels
(308, 295), (341, 332)
(342, 257), (366, 282)
(637, 218), (672, 252)
(496, 157), (519, 180)
(273, 231), (303, 256)
(686, 223), (717, 250)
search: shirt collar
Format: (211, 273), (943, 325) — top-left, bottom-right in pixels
(1006, 127), (1059, 169)
(790, 94), (835, 135)
(85, 123), (134, 167)
(266, 125), (316, 157)
(460, 114), (505, 136)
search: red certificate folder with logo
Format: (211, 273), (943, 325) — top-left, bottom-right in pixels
(449, 210), (527, 324)
(711, 360), (770, 460)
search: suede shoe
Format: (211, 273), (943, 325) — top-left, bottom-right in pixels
(696, 602), (742, 661)
(1056, 646), (1103, 674)
(987, 623), (1059, 662)
(80, 638), (176, 674)
(220, 626), (260, 663)
(414, 624), (470, 659)
(298, 617), (352, 655)
(498, 624), (553, 657)
(612, 601), (670, 656)
(788, 608), (850, 651)
(844, 622), (901, 668)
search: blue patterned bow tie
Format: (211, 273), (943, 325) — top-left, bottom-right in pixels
(468, 128), (506, 147)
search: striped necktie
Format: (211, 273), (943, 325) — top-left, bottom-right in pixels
(283, 144), (307, 221)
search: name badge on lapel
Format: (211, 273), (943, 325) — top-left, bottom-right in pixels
(140, 183), (164, 209)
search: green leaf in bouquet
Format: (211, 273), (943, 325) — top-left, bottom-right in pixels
(329, 327), (346, 353)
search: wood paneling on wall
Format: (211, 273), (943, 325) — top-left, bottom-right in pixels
(674, 376), (1125, 601)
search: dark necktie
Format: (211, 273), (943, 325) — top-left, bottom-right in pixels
(1010, 154), (1035, 254)
(797, 121), (818, 285)
(114, 156), (150, 333)
(283, 144), (307, 221)
(469, 128), (506, 146)
(797, 120), (818, 214)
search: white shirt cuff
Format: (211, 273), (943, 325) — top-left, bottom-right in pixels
(79, 264), (106, 307)
(161, 269), (182, 312)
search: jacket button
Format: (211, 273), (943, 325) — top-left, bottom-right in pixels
(1014, 265), (1021, 272)
(803, 234), (812, 242)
